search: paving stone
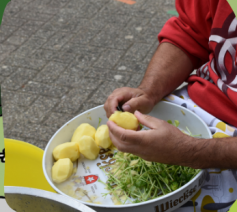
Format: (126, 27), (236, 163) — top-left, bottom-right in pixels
(2, 0), (176, 149)
(72, 28), (100, 45)
(51, 51), (76, 64)
(115, 60), (148, 73)
(22, 81), (69, 98)
(73, 3), (99, 19)
(23, 96), (59, 124)
(93, 49), (125, 69)
(124, 17), (150, 34)
(0, 54), (8, 63)
(48, 0), (70, 8)
(89, 81), (124, 104)
(94, 13), (131, 29)
(0, 25), (18, 43)
(15, 10), (54, 22)
(42, 12), (76, 31)
(65, 0), (86, 9)
(86, 0), (110, 10)
(27, 0), (53, 9)
(2, 101), (27, 128)
(44, 112), (75, 128)
(1, 16), (27, 27)
(55, 88), (92, 114)
(0, 44), (17, 55)
(85, 68), (131, 84)
(5, 56), (47, 70)
(31, 49), (56, 61)
(3, 1), (23, 17)
(86, 18), (107, 30)
(91, 26), (133, 50)
(62, 62), (88, 77)
(14, 21), (44, 38)
(34, 29), (56, 40)
(34, 61), (67, 83)
(0, 76), (6, 84)
(10, 121), (58, 144)
(5, 35), (27, 46)
(0, 65), (18, 77)
(74, 52), (99, 68)
(123, 43), (153, 62)
(42, 32), (75, 50)
(150, 13), (173, 28)
(2, 68), (38, 91)
(2, 90), (38, 107)
(61, 43), (105, 55)
(55, 75), (102, 89)
(14, 46), (37, 58)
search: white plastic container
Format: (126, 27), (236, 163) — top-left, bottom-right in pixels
(43, 101), (212, 212)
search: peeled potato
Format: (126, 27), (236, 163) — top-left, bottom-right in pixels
(71, 123), (96, 143)
(52, 158), (73, 184)
(109, 111), (139, 130)
(95, 125), (112, 148)
(78, 135), (100, 160)
(53, 142), (80, 162)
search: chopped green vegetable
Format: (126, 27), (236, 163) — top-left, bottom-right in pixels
(167, 120), (179, 127)
(99, 119), (201, 204)
(97, 117), (102, 129)
(100, 151), (200, 204)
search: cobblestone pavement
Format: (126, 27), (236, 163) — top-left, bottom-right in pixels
(1, 0), (175, 149)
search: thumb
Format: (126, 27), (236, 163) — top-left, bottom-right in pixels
(122, 97), (153, 114)
(134, 110), (161, 129)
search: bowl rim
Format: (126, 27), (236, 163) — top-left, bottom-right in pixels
(43, 101), (212, 208)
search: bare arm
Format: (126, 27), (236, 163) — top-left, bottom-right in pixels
(138, 42), (193, 104)
(191, 136), (237, 169)
(104, 42), (194, 117)
(107, 111), (237, 169)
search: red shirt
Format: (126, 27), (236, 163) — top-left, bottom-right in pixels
(158, 0), (237, 127)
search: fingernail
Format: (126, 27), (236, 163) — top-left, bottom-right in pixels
(135, 110), (141, 115)
(122, 104), (131, 111)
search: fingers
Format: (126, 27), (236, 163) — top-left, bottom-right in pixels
(107, 120), (143, 152)
(122, 97), (141, 113)
(104, 88), (134, 118)
(134, 110), (163, 129)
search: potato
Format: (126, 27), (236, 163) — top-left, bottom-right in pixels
(109, 111), (139, 130)
(52, 158), (73, 184)
(78, 135), (100, 160)
(71, 123), (96, 143)
(95, 125), (112, 148)
(53, 142), (80, 162)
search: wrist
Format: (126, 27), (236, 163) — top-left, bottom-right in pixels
(138, 85), (162, 106)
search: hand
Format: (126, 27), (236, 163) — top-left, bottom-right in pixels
(107, 111), (196, 167)
(104, 87), (156, 118)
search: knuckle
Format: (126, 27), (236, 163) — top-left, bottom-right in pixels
(120, 132), (127, 142)
(114, 88), (120, 92)
(117, 144), (125, 152)
(108, 95), (114, 101)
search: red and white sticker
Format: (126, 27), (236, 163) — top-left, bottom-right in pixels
(84, 175), (98, 184)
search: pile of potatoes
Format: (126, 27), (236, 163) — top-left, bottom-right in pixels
(51, 111), (139, 184)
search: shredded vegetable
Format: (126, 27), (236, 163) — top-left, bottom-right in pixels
(99, 119), (201, 204)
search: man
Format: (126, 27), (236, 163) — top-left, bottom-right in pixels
(105, 0), (237, 210)
(105, 0), (237, 169)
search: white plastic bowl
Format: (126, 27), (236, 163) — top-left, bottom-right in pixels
(43, 101), (212, 212)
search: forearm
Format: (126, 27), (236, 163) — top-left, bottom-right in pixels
(186, 136), (237, 169)
(138, 42), (193, 104)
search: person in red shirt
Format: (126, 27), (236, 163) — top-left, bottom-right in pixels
(104, 0), (237, 169)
